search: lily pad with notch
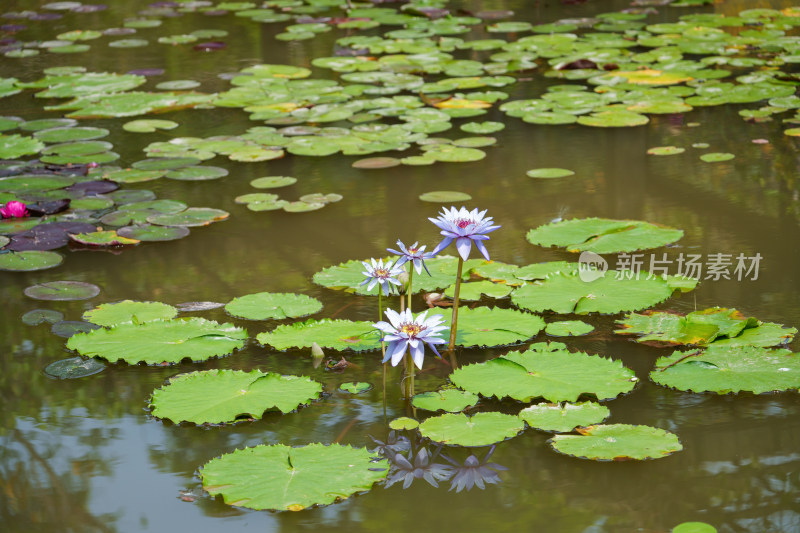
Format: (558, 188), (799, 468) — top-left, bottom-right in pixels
(147, 208), (229, 227)
(225, 292), (322, 321)
(117, 225), (189, 242)
(548, 424), (682, 461)
(83, 300), (178, 327)
(51, 320), (101, 338)
(256, 318), (380, 352)
(545, 320), (594, 337)
(340, 382), (371, 394)
(526, 217), (684, 254)
(419, 412), (525, 447)
(519, 402), (610, 433)
(24, 280), (100, 301)
(412, 389), (479, 413)
(419, 191), (472, 203)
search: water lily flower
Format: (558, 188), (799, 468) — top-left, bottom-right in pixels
(360, 258), (404, 296)
(374, 308), (447, 369)
(0, 201), (28, 219)
(387, 240), (434, 275)
(429, 206), (500, 261)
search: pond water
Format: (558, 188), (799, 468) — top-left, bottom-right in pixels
(2, 0), (800, 532)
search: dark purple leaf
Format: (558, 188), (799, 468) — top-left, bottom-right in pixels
(127, 68), (165, 76)
(193, 41), (225, 51)
(26, 199), (71, 216)
(65, 180), (118, 195)
(7, 221), (96, 251)
(29, 13), (62, 20)
(1, 24), (27, 31)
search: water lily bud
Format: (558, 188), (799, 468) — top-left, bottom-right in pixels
(311, 342), (324, 357)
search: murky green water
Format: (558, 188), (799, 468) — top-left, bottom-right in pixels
(2, 1), (800, 532)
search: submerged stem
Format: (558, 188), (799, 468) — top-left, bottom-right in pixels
(448, 256), (464, 352)
(406, 265), (414, 314)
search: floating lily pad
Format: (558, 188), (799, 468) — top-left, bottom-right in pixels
(519, 402), (610, 433)
(283, 201), (325, 213)
(200, 444), (387, 511)
(615, 308), (796, 348)
(147, 208), (229, 227)
(648, 146), (685, 156)
(250, 176), (297, 189)
(460, 121), (504, 134)
(442, 280), (512, 301)
(419, 191), (473, 203)
(225, 292), (322, 321)
(0, 250), (63, 271)
(527, 218), (683, 254)
(69, 231), (140, 246)
(83, 300), (178, 327)
(165, 166), (228, 181)
(175, 301), (225, 312)
(511, 270), (691, 315)
(150, 369), (322, 424)
(132, 157), (200, 171)
(0, 134), (45, 159)
(22, 309), (64, 325)
(577, 110), (649, 128)
(700, 152), (734, 162)
(123, 119), (179, 133)
(352, 157), (401, 169)
(24, 281), (100, 301)
(67, 318), (247, 365)
(340, 382), (371, 394)
(672, 523), (717, 533)
(451, 342), (637, 403)
(545, 320), (594, 337)
(549, 424), (682, 461)
(51, 320), (101, 338)
(34, 126), (109, 143)
(44, 357), (105, 379)
(419, 412), (525, 447)
(412, 389), (479, 412)
(257, 319), (379, 352)
(117, 225), (190, 242)
(526, 168), (575, 179)
(650, 345), (800, 394)
(389, 417), (419, 430)
(431, 307), (544, 348)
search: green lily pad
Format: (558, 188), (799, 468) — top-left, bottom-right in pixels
(527, 218), (684, 254)
(52, 321), (101, 338)
(672, 523), (717, 533)
(419, 191), (473, 203)
(419, 412), (525, 447)
(132, 157), (200, 171)
(389, 417), (418, 430)
(615, 308), (795, 348)
(526, 168), (575, 179)
(165, 166), (228, 181)
(103, 169), (166, 184)
(0, 175), (75, 193)
(147, 208), (229, 227)
(352, 157), (401, 169)
(34, 126), (109, 143)
(545, 320), (594, 337)
(225, 292), (322, 321)
(700, 152), (734, 162)
(548, 424), (682, 461)
(156, 80), (201, 90)
(18, 118), (77, 131)
(24, 281), (100, 301)
(60, 92), (211, 119)
(117, 225), (190, 242)
(83, 300), (178, 327)
(150, 369), (322, 424)
(340, 382), (371, 394)
(44, 357), (105, 379)
(412, 389), (479, 412)
(67, 318), (247, 365)
(451, 342), (637, 403)
(519, 402), (610, 433)
(122, 119), (179, 133)
(0, 250), (63, 271)
(650, 345), (800, 394)
(0, 134), (45, 159)
(577, 110), (649, 127)
(250, 176), (297, 189)
(22, 309), (64, 325)
(200, 444), (387, 511)
(647, 146), (686, 156)
(283, 201), (325, 213)
(109, 39), (149, 48)
(511, 270), (690, 314)
(69, 231), (140, 246)
(69, 196), (114, 210)
(460, 121), (505, 134)
(442, 280), (512, 301)
(431, 306), (544, 348)
(257, 319), (380, 352)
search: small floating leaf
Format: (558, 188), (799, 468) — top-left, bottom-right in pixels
(83, 300), (178, 327)
(647, 146), (685, 156)
(389, 417), (418, 430)
(200, 444), (387, 511)
(44, 357), (105, 379)
(225, 292), (322, 321)
(419, 191), (472, 203)
(165, 166), (228, 181)
(672, 523), (717, 533)
(549, 424), (682, 461)
(352, 157), (401, 169)
(519, 402), (610, 433)
(526, 168), (574, 179)
(412, 389), (479, 413)
(51, 320), (101, 338)
(122, 119), (179, 133)
(545, 320), (594, 337)
(419, 412), (525, 447)
(24, 280), (100, 301)
(22, 309), (64, 325)
(340, 382), (371, 394)
(250, 176), (296, 189)
(700, 152), (734, 162)
(150, 369), (322, 424)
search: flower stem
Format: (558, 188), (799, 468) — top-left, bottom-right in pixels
(405, 353), (415, 399)
(448, 256), (464, 352)
(379, 291), (386, 410)
(406, 265), (414, 313)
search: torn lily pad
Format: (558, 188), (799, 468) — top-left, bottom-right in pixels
(150, 369), (322, 424)
(548, 424), (682, 461)
(526, 218), (683, 254)
(451, 342), (637, 403)
(419, 412), (525, 447)
(225, 292), (322, 321)
(83, 300), (178, 327)
(67, 318), (247, 365)
(650, 345), (800, 394)
(200, 444), (387, 511)
(519, 402), (610, 433)
(256, 318), (380, 352)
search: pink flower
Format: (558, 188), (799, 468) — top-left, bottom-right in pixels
(0, 201), (28, 219)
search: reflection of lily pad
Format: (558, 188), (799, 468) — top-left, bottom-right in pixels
(256, 319), (379, 352)
(519, 402), (610, 433)
(150, 369), (322, 424)
(526, 218), (683, 254)
(650, 345), (800, 394)
(412, 389), (479, 412)
(419, 412), (525, 447)
(549, 424), (682, 461)
(225, 292), (322, 321)
(24, 280), (100, 301)
(67, 318), (248, 365)
(83, 300), (178, 327)
(201, 444), (387, 511)
(451, 342), (637, 403)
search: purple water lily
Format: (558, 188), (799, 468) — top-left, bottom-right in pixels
(429, 206), (500, 261)
(387, 240), (434, 275)
(0, 201), (28, 219)
(360, 258), (403, 296)
(374, 308), (447, 369)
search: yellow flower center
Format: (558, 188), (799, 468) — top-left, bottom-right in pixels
(400, 323), (423, 337)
